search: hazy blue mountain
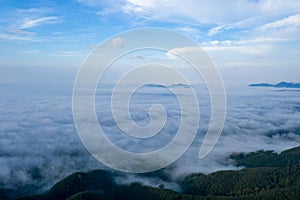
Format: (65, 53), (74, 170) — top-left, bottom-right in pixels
(144, 83), (166, 88)
(249, 81), (300, 88)
(248, 83), (273, 87)
(168, 83), (191, 88)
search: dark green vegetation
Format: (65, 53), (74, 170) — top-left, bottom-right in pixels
(231, 146), (300, 168)
(16, 146), (300, 200)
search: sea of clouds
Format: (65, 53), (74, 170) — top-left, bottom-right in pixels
(1, 82), (300, 197)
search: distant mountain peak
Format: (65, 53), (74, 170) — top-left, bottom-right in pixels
(249, 81), (300, 88)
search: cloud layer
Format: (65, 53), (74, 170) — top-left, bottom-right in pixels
(1, 84), (300, 197)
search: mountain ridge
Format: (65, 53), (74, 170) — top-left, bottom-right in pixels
(15, 145), (300, 200)
(249, 81), (300, 88)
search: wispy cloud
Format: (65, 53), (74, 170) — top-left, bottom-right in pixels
(203, 44), (271, 55)
(20, 16), (61, 29)
(259, 14), (300, 32)
(77, 0), (104, 6)
(207, 17), (261, 36)
(50, 51), (84, 57)
(16, 7), (51, 15)
(76, 0), (300, 45)
(23, 49), (41, 55)
(8, 27), (36, 36)
(118, 0), (265, 24)
(0, 33), (31, 41)
(175, 26), (204, 40)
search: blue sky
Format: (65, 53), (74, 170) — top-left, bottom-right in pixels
(0, 0), (300, 84)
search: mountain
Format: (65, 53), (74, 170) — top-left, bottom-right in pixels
(16, 145), (300, 200)
(144, 83), (191, 88)
(144, 83), (166, 88)
(168, 83), (191, 88)
(230, 146), (300, 168)
(249, 81), (300, 88)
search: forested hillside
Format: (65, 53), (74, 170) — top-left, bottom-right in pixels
(15, 146), (300, 200)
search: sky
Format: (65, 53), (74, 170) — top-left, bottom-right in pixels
(0, 0), (300, 85)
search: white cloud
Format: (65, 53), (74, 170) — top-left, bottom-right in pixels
(167, 40), (275, 61)
(0, 7), (63, 43)
(208, 26), (222, 37)
(175, 26), (204, 40)
(110, 37), (126, 47)
(207, 17), (261, 36)
(77, 0), (266, 24)
(204, 44), (271, 55)
(166, 46), (205, 60)
(118, 0), (300, 25)
(50, 51), (84, 57)
(202, 37), (288, 50)
(77, 0), (103, 6)
(76, 0), (300, 51)
(259, 14), (300, 31)
(121, 0), (261, 24)
(20, 16), (61, 29)
(16, 8), (50, 14)
(0, 33), (31, 41)
(8, 27), (36, 36)
(122, 0), (157, 14)
(75, 0), (300, 51)
(176, 26), (200, 34)
(197, 36), (292, 69)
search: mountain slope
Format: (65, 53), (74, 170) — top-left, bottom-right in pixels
(17, 145), (300, 200)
